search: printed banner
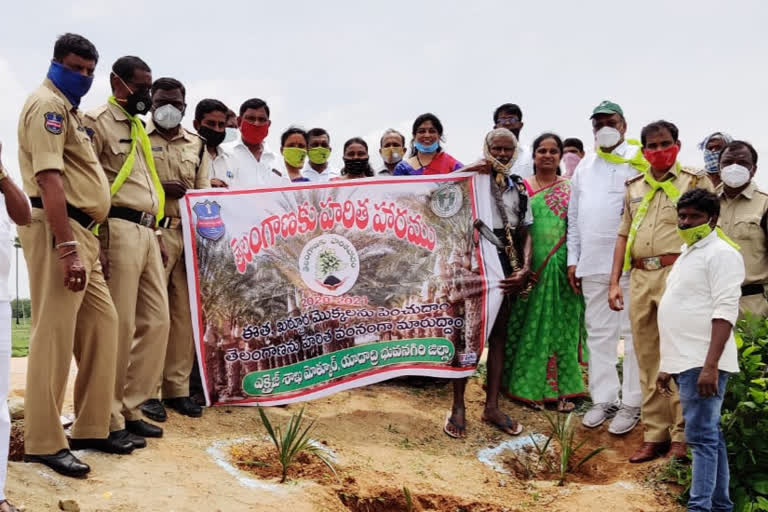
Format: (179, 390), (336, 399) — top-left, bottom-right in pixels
(180, 173), (503, 406)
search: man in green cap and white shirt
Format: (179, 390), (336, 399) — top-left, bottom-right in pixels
(567, 100), (643, 435)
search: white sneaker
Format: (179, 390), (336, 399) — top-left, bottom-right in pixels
(608, 404), (641, 435)
(582, 401), (620, 428)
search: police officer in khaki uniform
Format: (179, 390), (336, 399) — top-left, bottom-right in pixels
(609, 120), (714, 464)
(84, 56), (170, 447)
(139, 78), (210, 422)
(17, 34), (133, 478)
(716, 141), (768, 318)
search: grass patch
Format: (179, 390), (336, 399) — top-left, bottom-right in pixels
(11, 319), (29, 357)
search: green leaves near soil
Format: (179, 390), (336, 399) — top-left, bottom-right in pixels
(531, 411), (605, 486)
(257, 406), (336, 483)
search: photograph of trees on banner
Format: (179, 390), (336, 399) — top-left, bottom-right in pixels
(180, 174), (503, 406)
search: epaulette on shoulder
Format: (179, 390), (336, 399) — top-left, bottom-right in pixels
(625, 174), (644, 185)
(680, 165), (706, 177)
(84, 103), (109, 120)
(184, 127), (203, 139)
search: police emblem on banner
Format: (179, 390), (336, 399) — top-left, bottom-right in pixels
(43, 112), (63, 135)
(193, 200), (226, 241)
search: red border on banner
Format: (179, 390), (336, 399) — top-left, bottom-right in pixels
(183, 174), (489, 406)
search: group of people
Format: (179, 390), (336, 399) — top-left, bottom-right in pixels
(450, 102), (753, 511)
(0, 31), (755, 512)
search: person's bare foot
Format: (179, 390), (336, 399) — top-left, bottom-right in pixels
(443, 407), (466, 438)
(557, 399), (575, 413)
(482, 407), (523, 436)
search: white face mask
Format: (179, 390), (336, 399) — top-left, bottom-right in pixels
(720, 163), (752, 188)
(595, 126), (621, 149)
(223, 127), (239, 143)
(153, 104), (183, 130)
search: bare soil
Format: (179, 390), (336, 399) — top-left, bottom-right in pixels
(5, 357), (682, 511)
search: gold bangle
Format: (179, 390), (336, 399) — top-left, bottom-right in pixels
(56, 240), (79, 249)
(58, 249), (77, 259)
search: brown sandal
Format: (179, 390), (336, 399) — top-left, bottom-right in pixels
(0, 499), (20, 512)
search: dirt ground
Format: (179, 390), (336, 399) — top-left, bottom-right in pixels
(6, 357), (681, 511)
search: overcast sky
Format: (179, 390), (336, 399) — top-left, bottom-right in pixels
(1, 0), (767, 298)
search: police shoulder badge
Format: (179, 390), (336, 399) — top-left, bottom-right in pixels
(43, 112), (64, 135)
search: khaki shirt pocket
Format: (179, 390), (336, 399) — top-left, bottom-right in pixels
(734, 214), (763, 239)
(179, 147), (201, 185)
(659, 204), (678, 226)
(105, 138), (133, 175)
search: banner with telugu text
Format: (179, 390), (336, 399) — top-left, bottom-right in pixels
(180, 173), (503, 406)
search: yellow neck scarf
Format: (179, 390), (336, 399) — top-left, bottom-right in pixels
(623, 163), (682, 271)
(596, 139), (650, 173)
(106, 96), (165, 225)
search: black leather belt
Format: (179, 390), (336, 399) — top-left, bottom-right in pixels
(741, 284), (765, 297)
(159, 216), (182, 229)
(29, 197), (96, 230)
(108, 206), (156, 228)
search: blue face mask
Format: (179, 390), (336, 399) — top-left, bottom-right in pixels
(46, 60), (94, 107)
(414, 140), (439, 153)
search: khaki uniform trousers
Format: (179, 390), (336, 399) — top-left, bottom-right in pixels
(19, 211), (118, 454)
(159, 227), (195, 398)
(106, 218), (169, 431)
(629, 266), (685, 443)
(739, 293), (768, 320)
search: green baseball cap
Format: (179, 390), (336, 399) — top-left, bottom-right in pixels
(590, 100), (624, 118)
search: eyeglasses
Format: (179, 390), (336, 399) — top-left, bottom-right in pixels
(496, 116), (520, 125)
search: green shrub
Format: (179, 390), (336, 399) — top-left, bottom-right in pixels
(658, 316), (768, 511)
(723, 315), (768, 512)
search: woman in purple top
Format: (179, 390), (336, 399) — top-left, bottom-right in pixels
(393, 113), (463, 176)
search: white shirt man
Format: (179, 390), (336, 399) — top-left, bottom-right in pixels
(567, 138), (643, 434)
(300, 163), (339, 183)
(658, 230), (742, 375)
(214, 137), (288, 189)
(491, 178), (533, 229)
(657, 225), (742, 511)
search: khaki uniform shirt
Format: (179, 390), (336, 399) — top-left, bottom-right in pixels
(17, 79), (111, 222)
(84, 102), (159, 216)
(618, 166), (714, 260)
(718, 181), (768, 286)
(146, 120), (211, 218)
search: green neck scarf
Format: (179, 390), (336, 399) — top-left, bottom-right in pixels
(106, 96), (165, 225)
(623, 162), (682, 271)
(596, 139), (650, 173)
(715, 227), (740, 250)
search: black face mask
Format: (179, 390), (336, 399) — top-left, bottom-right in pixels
(124, 88), (151, 116)
(198, 126), (226, 147)
(344, 158), (369, 175)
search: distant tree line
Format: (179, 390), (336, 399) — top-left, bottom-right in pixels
(10, 298), (30, 319)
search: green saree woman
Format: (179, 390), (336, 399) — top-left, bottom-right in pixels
(502, 134), (587, 410)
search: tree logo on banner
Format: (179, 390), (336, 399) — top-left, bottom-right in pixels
(193, 200), (226, 241)
(430, 184), (463, 218)
(299, 234), (360, 296)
